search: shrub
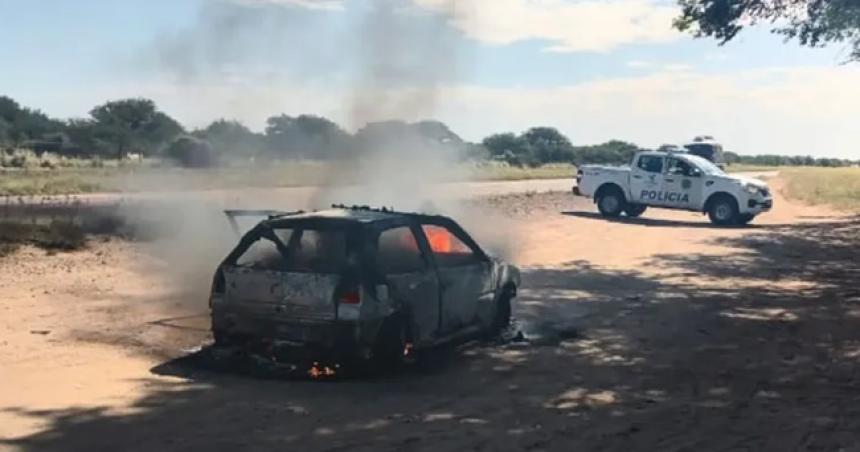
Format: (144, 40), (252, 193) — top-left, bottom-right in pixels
(0, 221), (87, 255)
(165, 136), (217, 168)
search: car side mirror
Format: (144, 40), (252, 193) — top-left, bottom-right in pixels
(689, 168), (703, 177)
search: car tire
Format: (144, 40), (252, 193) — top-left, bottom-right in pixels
(371, 316), (408, 370)
(213, 330), (229, 346)
(624, 204), (647, 218)
(597, 188), (626, 218)
(737, 214), (756, 225)
(489, 288), (514, 336)
(708, 196), (739, 226)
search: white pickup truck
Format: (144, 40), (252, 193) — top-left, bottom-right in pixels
(573, 151), (773, 225)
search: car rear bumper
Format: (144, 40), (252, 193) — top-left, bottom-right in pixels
(212, 309), (372, 359)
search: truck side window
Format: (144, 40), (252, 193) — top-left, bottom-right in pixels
(667, 158), (694, 176)
(637, 155), (664, 173)
(376, 227), (425, 274)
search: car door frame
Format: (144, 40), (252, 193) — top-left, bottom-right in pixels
(415, 218), (494, 336)
(369, 219), (443, 346)
(630, 154), (666, 205)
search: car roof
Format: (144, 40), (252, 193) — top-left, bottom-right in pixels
(263, 207), (449, 227)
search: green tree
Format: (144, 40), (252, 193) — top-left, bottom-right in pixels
(522, 127), (575, 163)
(265, 114), (350, 159)
(412, 120), (464, 145)
(0, 119), (10, 146)
(724, 151), (741, 164)
(165, 135), (216, 168)
(0, 95), (64, 147)
(89, 98), (183, 159)
(64, 119), (111, 157)
(195, 119), (264, 160)
(0, 96), (20, 124)
(572, 140), (641, 165)
(482, 132), (531, 166)
(674, 0), (860, 61)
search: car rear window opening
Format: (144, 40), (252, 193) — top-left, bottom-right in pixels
(234, 227), (350, 274)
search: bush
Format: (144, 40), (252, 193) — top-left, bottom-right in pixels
(165, 136), (217, 168)
(0, 221), (87, 255)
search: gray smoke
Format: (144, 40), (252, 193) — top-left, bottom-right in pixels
(150, 0), (339, 82)
(130, 0), (513, 307)
(311, 0), (470, 210)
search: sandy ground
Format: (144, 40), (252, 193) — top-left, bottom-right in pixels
(2, 176), (859, 451)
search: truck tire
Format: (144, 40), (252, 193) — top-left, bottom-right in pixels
(737, 214), (756, 225)
(597, 187), (626, 218)
(708, 195), (739, 226)
(624, 204), (647, 218)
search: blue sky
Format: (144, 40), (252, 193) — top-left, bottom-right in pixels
(0, 0), (857, 158)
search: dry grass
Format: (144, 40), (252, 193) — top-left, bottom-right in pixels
(781, 167), (860, 211)
(0, 221), (87, 257)
(0, 169), (108, 196)
(467, 163), (575, 181)
(724, 164), (782, 173)
(1, 161), (576, 196)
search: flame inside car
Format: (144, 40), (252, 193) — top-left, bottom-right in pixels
(308, 362), (339, 379)
(422, 225), (470, 254)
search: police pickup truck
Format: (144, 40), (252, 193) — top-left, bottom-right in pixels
(574, 150), (773, 225)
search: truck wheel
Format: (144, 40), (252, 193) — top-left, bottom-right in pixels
(624, 204), (647, 218)
(597, 189), (626, 218)
(737, 214), (756, 225)
(708, 196), (739, 226)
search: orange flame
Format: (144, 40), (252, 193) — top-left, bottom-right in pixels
(425, 227), (452, 253)
(308, 362), (338, 379)
(423, 226), (470, 254)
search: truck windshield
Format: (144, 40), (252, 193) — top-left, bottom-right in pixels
(684, 155), (725, 176)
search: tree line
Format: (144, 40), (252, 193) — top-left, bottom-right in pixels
(1, 95), (855, 168)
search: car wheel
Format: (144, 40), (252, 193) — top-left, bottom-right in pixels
(737, 214), (756, 225)
(372, 316), (408, 370)
(597, 189), (625, 218)
(489, 288), (514, 336)
(708, 196), (739, 226)
(624, 204), (647, 218)
(213, 330), (245, 347)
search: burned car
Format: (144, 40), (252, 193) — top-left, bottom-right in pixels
(209, 206), (520, 366)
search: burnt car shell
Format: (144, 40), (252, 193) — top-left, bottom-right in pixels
(209, 208), (521, 363)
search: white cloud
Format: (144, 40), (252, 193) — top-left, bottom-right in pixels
(413, 0), (681, 52)
(228, 0), (344, 10)
(435, 66), (860, 159)
(662, 63), (692, 71)
(627, 60), (653, 68)
(42, 66), (860, 160)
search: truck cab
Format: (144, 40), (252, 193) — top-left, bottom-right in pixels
(575, 151), (772, 226)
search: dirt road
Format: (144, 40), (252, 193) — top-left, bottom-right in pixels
(2, 176), (859, 451)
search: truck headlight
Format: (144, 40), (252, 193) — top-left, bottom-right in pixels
(744, 184), (760, 196)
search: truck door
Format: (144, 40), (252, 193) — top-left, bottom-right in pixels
(631, 154), (666, 205)
(662, 157), (704, 209)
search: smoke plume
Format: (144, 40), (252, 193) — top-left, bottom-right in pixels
(130, 0), (515, 308)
